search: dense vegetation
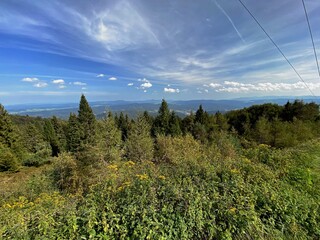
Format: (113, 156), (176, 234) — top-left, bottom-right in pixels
(0, 95), (320, 239)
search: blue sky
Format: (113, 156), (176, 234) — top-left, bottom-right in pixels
(0, 0), (320, 105)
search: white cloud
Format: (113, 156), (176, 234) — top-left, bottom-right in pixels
(109, 77), (117, 81)
(127, 83), (134, 86)
(82, 87), (87, 90)
(52, 79), (65, 84)
(96, 74), (105, 77)
(164, 87), (180, 93)
(86, 1), (161, 51)
(22, 77), (39, 82)
(138, 78), (150, 83)
(73, 81), (87, 86)
(138, 78), (152, 89)
(33, 82), (48, 88)
(143, 90), (147, 93)
(209, 83), (221, 88)
(141, 82), (152, 89)
(58, 85), (66, 89)
(215, 81), (320, 93)
(204, 89), (209, 93)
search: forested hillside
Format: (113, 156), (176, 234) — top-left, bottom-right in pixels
(1, 95), (320, 239)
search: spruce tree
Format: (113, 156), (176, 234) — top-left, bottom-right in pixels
(117, 112), (129, 141)
(67, 113), (81, 152)
(0, 104), (19, 171)
(195, 105), (209, 125)
(168, 111), (182, 136)
(44, 119), (60, 157)
(153, 99), (170, 135)
(0, 104), (15, 148)
(78, 94), (96, 145)
(51, 116), (67, 151)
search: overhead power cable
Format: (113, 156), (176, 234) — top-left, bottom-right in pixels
(237, 0), (316, 97)
(302, 0), (320, 77)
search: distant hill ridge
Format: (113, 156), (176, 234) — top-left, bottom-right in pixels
(5, 97), (320, 119)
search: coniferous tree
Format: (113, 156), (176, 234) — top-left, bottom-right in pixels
(0, 104), (19, 171)
(181, 111), (195, 134)
(44, 119), (60, 157)
(67, 113), (81, 153)
(153, 99), (170, 135)
(51, 116), (67, 152)
(78, 94), (96, 146)
(215, 112), (229, 131)
(21, 123), (44, 154)
(117, 112), (130, 141)
(143, 110), (154, 126)
(0, 104), (15, 148)
(99, 112), (122, 162)
(168, 111), (182, 136)
(195, 105), (209, 125)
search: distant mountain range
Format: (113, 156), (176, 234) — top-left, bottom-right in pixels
(5, 97), (320, 119)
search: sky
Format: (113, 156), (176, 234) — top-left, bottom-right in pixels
(0, 0), (320, 105)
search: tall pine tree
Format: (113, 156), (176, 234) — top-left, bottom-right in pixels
(153, 99), (170, 135)
(78, 94), (96, 146)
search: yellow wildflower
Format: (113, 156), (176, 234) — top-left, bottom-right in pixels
(158, 175), (166, 180)
(229, 207), (237, 214)
(125, 161), (135, 166)
(136, 174), (148, 180)
(231, 168), (240, 174)
(107, 164), (118, 171)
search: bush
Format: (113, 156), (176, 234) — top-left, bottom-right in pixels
(125, 116), (154, 162)
(22, 154), (51, 167)
(51, 153), (81, 193)
(155, 134), (202, 165)
(0, 144), (19, 172)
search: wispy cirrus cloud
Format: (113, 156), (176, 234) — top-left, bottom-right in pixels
(2, 0), (320, 102)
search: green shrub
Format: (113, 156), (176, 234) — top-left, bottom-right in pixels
(22, 154), (51, 167)
(51, 153), (81, 193)
(155, 134), (202, 165)
(0, 144), (19, 172)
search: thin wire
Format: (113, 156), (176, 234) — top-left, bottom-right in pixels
(237, 0), (316, 97)
(302, 0), (320, 77)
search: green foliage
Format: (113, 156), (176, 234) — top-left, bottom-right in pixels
(155, 134), (202, 165)
(1, 99), (320, 239)
(98, 113), (123, 162)
(51, 116), (67, 152)
(125, 115), (154, 162)
(116, 112), (131, 141)
(22, 155), (51, 167)
(0, 104), (15, 148)
(44, 119), (60, 157)
(51, 153), (81, 193)
(1, 140), (320, 239)
(78, 94), (96, 145)
(0, 144), (19, 172)
(66, 113), (81, 153)
(153, 99), (171, 136)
